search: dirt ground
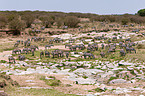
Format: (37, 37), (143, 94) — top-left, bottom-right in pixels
(10, 74), (96, 95)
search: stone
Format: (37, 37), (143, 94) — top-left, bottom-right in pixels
(19, 86), (52, 89)
(94, 93), (102, 95)
(139, 95), (144, 96)
(71, 54), (80, 58)
(25, 80), (34, 82)
(86, 94), (94, 96)
(131, 80), (136, 83)
(25, 59), (29, 61)
(45, 76), (54, 80)
(113, 87), (132, 94)
(109, 79), (129, 84)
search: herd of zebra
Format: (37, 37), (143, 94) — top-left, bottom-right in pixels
(8, 35), (137, 63)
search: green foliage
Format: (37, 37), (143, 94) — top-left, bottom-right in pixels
(1, 10), (145, 28)
(82, 75), (88, 79)
(108, 77), (118, 82)
(0, 60), (7, 63)
(113, 33), (117, 36)
(87, 34), (90, 35)
(94, 88), (106, 92)
(13, 67), (28, 71)
(40, 76), (61, 86)
(39, 15), (55, 28)
(5, 86), (77, 96)
(64, 16), (80, 28)
(130, 70), (136, 75)
(138, 9), (145, 16)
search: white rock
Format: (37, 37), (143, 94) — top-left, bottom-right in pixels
(109, 79), (128, 84)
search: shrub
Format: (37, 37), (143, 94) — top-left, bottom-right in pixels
(28, 30), (36, 36)
(0, 60), (7, 63)
(64, 16), (80, 28)
(121, 17), (130, 25)
(49, 80), (61, 86)
(130, 70), (136, 75)
(87, 34), (90, 35)
(39, 16), (55, 28)
(21, 14), (35, 28)
(40, 76), (61, 86)
(108, 76), (118, 82)
(82, 75), (88, 79)
(137, 44), (145, 49)
(56, 17), (64, 28)
(8, 18), (26, 35)
(94, 88), (105, 92)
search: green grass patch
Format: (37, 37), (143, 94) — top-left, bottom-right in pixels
(40, 76), (61, 86)
(108, 77), (118, 82)
(93, 88), (107, 92)
(5, 86), (77, 96)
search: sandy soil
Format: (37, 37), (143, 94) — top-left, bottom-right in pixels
(10, 74), (96, 95)
(0, 51), (12, 61)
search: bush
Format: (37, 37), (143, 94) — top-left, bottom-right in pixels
(64, 16), (80, 28)
(39, 15), (55, 28)
(94, 88), (106, 92)
(82, 75), (88, 79)
(49, 80), (61, 86)
(56, 17), (64, 28)
(108, 76), (118, 82)
(137, 44), (145, 49)
(21, 14), (35, 28)
(130, 70), (136, 75)
(0, 60), (7, 63)
(8, 18), (26, 35)
(121, 17), (130, 25)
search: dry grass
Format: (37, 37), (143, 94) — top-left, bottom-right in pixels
(5, 86), (77, 96)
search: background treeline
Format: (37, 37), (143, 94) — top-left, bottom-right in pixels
(0, 10), (145, 31)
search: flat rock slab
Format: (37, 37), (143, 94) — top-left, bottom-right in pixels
(109, 79), (131, 84)
(25, 80), (34, 82)
(19, 86), (52, 89)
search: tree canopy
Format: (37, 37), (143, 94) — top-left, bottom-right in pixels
(9, 18), (26, 32)
(138, 9), (145, 16)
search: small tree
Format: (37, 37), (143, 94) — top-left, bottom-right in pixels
(121, 17), (130, 25)
(56, 17), (64, 28)
(138, 9), (145, 16)
(64, 16), (80, 28)
(21, 14), (35, 28)
(8, 18), (26, 35)
(39, 15), (55, 28)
